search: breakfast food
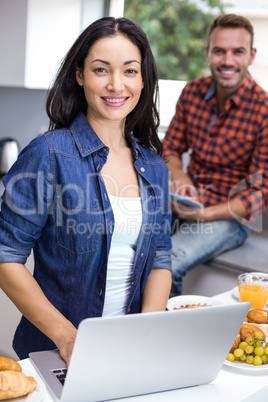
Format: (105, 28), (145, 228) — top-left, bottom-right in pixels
(240, 323), (266, 341)
(0, 370), (37, 400)
(227, 330), (268, 366)
(229, 333), (241, 353)
(0, 357), (38, 400)
(227, 308), (268, 366)
(0, 357), (22, 372)
(174, 303), (211, 310)
(247, 308), (268, 324)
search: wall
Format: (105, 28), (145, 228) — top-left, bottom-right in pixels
(0, 86), (48, 150)
(225, 0), (268, 91)
(0, 0), (27, 87)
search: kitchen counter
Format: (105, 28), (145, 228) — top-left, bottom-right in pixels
(18, 289), (268, 402)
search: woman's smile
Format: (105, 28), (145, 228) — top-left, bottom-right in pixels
(102, 96), (129, 106)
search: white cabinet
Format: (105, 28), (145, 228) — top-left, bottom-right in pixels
(0, 0), (81, 89)
(0, 0), (124, 89)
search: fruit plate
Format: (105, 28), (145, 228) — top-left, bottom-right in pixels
(224, 358), (268, 372)
(166, 295), (222, 310)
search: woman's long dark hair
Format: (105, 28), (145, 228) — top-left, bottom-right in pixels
(46, 17), (162, 154)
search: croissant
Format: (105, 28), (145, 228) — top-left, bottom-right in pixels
(0, 357), (22, 372)
(0, 370), (37, 400)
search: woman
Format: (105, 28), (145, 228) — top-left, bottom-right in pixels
(0, 17), (172, 365)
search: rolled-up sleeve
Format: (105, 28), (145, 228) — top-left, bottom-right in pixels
(0, 136), (53, 263)
(229, 119), (268, 221)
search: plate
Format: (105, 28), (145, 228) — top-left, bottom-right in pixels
(166, 295), (222, 310)
(169, 192), (203, 208)
(2, 369), (46, 402)
(224, 358), (268, 372)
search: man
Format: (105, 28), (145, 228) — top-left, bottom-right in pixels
(162, 14), (268, 297)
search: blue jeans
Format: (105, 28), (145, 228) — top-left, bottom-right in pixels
(170, 217), (250, 297)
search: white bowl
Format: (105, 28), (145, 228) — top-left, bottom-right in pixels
(166, 295), (222, 311)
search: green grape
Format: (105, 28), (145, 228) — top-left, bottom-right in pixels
(253, 355), (262, 366)
(234, 348), (244, 358)
(253, 331), (265, 341)
(228, 331), (267, 366)
(239, 341), (248, 350)
(261, 354), (268, 364)
(246, 355), (254, 364)
(245, 345), (254, 354)
(254, 346), (264, 356)
(226, 353), (235, 362)
(245, 336), (254, 345)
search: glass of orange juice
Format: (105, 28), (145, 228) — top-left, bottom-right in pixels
(238, 272), (268, 309)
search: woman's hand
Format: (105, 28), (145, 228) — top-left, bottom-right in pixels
(53, 325), (77, 368)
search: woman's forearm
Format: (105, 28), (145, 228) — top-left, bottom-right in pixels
(141, 268), (172, 313)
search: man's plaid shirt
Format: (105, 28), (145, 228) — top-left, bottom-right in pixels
(162, 73), (268, 220)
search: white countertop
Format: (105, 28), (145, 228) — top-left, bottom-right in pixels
(19, 289), (268, 402)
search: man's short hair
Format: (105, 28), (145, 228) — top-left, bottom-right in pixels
(207, 14), (254, 49)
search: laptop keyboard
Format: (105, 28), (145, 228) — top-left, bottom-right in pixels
(51, 368), (68, 386)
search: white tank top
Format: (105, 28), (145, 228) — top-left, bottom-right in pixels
(102, 194), (142, 316)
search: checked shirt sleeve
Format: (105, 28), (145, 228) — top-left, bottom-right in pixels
(229, 113), (268, 222)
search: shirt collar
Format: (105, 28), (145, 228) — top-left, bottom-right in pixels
(70, 112), (105, 157)
(204, 79), (216, 101)
(203, 72), (254, 107)
(230, 72), (253, 107)
(70, 111), (142, 158)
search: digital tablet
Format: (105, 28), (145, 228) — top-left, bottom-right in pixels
(169, 192), (203, 208)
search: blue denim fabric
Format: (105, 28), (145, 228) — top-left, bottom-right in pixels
(0, 112), (172, 358)
(170, 217), (250, 297)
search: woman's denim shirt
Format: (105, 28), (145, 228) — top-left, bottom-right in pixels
(0, 112), (172, 358)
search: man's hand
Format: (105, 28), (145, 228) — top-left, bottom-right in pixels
(166, 154), (196, 196)
(171, 201), (205, 221)
(170, 173), (196, 197)
(172, 198), (248, 223)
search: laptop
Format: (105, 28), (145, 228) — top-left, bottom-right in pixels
(29, 302), (250, 402)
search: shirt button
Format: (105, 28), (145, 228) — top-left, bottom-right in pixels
(140, 167), (145, 172)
